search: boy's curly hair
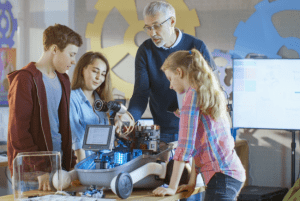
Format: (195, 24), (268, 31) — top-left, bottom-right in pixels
(43, 24), (82, 51)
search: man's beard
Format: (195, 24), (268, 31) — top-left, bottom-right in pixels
(151, 37), (166, 48)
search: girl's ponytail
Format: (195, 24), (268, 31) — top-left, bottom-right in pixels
(189, 49), (225, 120)
(161, 48), (226, 120)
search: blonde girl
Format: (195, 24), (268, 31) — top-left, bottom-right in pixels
(153, 49), (245, 200)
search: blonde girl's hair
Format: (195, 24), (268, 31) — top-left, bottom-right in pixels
(161, 49), (226, 120)
(71, 51), (113, 102)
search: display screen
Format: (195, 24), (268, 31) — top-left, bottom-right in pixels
(83, 125), (114, 150)
(233, 59), (300, 130)
(86, 127), (110, 145)
(138, 118), (154, 126)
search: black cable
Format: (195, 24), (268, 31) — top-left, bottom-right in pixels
(5, 166), (12, 185)
(297, 159), (300, 180)
(297, 131), (300, 180)
(221, 86), (233, 119)
(222, 87), (229, 101)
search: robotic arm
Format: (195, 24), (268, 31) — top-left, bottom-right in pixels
(94, 100), (127, 114)
(94, 100), (135, 138)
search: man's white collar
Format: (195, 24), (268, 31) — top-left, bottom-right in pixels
(160, 28), (182, 50)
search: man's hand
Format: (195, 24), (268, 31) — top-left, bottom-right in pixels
(177, 184), (196, 198)
(173, 109), (180, 117)
(37, 173), (51, 191)
(153, 186), (176, 196)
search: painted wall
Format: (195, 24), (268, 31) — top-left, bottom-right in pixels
(71, 0), (300, 188)
(0, 0), (74, 196)
(0, 0), (299, 196)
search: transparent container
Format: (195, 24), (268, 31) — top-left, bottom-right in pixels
(13, 151), (63, 200)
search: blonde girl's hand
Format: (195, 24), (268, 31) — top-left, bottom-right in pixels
(176, 184), (196, 198)
(153, 186), (176, 196)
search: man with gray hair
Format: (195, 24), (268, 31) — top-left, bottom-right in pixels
(128, 2), (217, 198)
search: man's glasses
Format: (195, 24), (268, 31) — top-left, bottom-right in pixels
(143, 17), (171, 32)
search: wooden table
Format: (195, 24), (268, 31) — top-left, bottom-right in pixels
(0, 144), (8, 167)
(235, 139), (249, 186)
(0, 160), (8, 167)
(0, 140), (248, 200)
(0, 186), (205, 201)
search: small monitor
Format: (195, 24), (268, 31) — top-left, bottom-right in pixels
(82, 125), (115, 151)
(138, 118), (154, 126)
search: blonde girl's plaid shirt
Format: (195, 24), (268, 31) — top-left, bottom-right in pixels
(173, 87), (246, 185)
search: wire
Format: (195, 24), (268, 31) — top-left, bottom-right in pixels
(5, 166), (12, 184)
(222, 86), (230, 101)
(297, 131), (300, 180)
(297, 158), (300, 180)
(170, 149), (174, 159)
(115, 111), (135, 138)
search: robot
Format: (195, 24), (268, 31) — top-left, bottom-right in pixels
(52, 101), (180, 199)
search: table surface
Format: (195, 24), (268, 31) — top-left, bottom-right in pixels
(0, 140), (248, 200)
(0, 144), (8, 167)
(0, 185), (205, 201)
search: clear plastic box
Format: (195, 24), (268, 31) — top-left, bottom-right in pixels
(13, 151), (63, 200)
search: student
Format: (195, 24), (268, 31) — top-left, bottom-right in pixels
(70, 52), (113, 162)
(7, 24), (82, 191)
(153, 49), (246, 200)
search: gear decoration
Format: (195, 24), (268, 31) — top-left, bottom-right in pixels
(230, 0), (300, 59)
(0, 0), (18, 48)
(86, 0), (200, 99)
(211, 49), (232, 99)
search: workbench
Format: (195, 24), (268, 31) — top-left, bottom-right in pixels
(0, 144), (8, 167)
(0, 140), (249, 200)
(0, 185), (205, 200)
(0, 156), (8, 167)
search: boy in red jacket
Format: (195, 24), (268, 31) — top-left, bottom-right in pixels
(7, 24), (82, 191)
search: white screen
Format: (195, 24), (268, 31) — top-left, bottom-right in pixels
(86, 127), (110, 145)
(233, 59), (300, 130)
(138, 119), (154, 126)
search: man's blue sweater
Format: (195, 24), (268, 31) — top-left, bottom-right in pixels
(128, 32), (216, 134)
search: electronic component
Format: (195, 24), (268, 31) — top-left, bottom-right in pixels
(82, 125), (115, 151)
(135, 125), (160, 153)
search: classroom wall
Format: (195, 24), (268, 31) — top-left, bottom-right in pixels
(0, 0), (299, 194)
(72, 0), (300, 189)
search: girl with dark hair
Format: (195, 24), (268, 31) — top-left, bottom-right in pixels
(70, 51), (113, 162)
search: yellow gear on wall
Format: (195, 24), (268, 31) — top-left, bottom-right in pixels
(86, 0), (200, 99)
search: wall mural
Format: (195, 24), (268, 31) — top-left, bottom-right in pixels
(211, 49), (233, 100)
(85, 0), (200, 99)
(231, 0), (300, 59)
(0, 48), (16, 106)
(209, 0), (300, 101)
(0, 0), (17, 106)
(0, 0), (17, 48)
(86, 0), (300, 100)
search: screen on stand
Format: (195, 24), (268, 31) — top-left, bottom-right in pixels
(83, 125), (114, 150)
(233, 59), (300, 130)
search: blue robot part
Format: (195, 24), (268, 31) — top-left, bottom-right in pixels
(230, 0), (300, 59)
(132, 149), (142, 159)
(114, 152), (129, 165)
(0, 0), (18, 48)
(211, 49), (233, 99)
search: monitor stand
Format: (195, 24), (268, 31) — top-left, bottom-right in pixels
(291, 130), (296, 187)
